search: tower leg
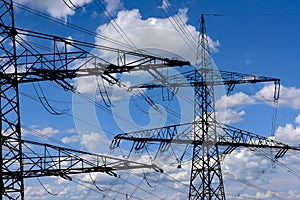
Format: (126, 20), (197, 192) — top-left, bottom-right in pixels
(0, 1), (24, 199)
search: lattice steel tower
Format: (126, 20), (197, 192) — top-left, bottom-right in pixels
(0, 1), (189, 199)
(110, 14), (300, 200)
(189, 14), (225, 199)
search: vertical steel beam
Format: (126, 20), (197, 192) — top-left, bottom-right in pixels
(0, 0), (24, 199)
(188, 14), (226, 199)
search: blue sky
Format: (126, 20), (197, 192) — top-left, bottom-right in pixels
(9, 0), (300, 199)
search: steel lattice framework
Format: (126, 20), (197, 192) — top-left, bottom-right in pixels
(109, 15), (299, 200)
(1, 1), (295, 199)
(0, 1), (24, 198)
(0, 1), (189, 199)
(190, 14), (225, 199)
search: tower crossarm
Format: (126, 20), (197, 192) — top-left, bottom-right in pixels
(0, 26), (190, 88)
(0, 27), (189, 88)
(0, 60), (190, 85)
(128, 68), (280, 99)
(111, 121), (300, 159)
(2, 136), (162, 180)
(110, 122), (195, 153)
(13, 26), (190, 70)
(216, 123), (300, 158)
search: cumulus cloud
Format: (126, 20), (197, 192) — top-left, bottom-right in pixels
(256, 84), (300, 109)
(216, 92), (256, 109)
(15, 0), (92, 20)
(275, 114), (300, 145)
(102, 0), (123, 16)
(223, 149), (271, 181)
(81, 131), (111, 153)
(24, 126), (59, 136)
(61, 135), (80, 144)
(76, 76), (98, 94)
(216, 108), (245, 124)
(158, 0), (171, 10)
(255, 190), (279, 199)
(215, 92), (255, 124)
(95, 8), (220, 62)
(255, 188), (300, 199)
(25, 161), (189, 199)
(39, 127), (59, 135)
(55, 36), (74, 52)
(215, 83), (300, 124)
(217, 84), (300, 113)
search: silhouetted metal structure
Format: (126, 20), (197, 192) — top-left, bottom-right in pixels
(110, 15), (299, 200)
(0, 1), (189, 199)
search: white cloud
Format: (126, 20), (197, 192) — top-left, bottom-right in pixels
(215, 92), (255, 124)
(207, 36), (221, 53)
(216, 92), (256, 109)
(275, 114), (300, 145)
(256, 84), (300, 110)
(255, 189), (300, 200)
(61, 135), (80, 144)
(95, 8), (220, 63)
(103, 0), (123, 16)
(15, 0), (92, 20)
(40, 127), (59, 135)
(25, 185), (52, 199)
(215, 83), (300, 124)
(75, 74), (136, 103)
(81, 131), (110, 153)
(216, 108), (245, 124)
(27, 126), (59, 136)
(213, 84), (300, 126)
(158, 0), (171, 11)
(221, 138), (300, 199)
(223, 149), (271, 181)
(55, 36), (74, 52)
(76, 76), (98, 93)
(255, 190), (278, 199)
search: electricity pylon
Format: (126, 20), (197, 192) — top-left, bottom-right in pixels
(110, 14), (299, 199)
(0, 1), (189, 199)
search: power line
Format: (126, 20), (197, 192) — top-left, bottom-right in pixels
(62, 0), (83, 10)
(155, 0), (197, 55)
(94, 0), (140, 52)
(14, 0), (163, 59)
(13, 1), (138, 51)
(223, 171), (286, 200)
(70, 178), (116, 200)
(36, 177), (58, 196)
(117, 175), (164, 200)
(222, 13), (300, 17)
